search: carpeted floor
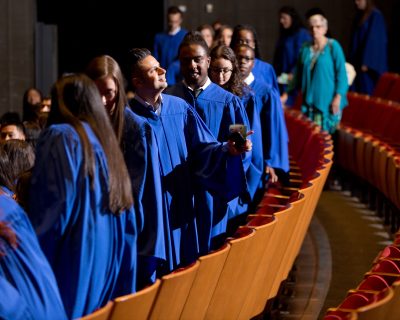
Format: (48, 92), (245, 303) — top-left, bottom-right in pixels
(315, 189), (393, 317)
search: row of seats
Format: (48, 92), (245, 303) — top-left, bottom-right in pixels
(337, 91), (400, 232)
(323, 74), (400, 319)
(372, 72), (400, 103)
(79, 109), (333, 320)
(323, 238), (400, 319)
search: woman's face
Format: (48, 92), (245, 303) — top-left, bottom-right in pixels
(94, 75), (118, 114)
(237, 30), (256, 50)
(280, 13), (292, 29)
(308, 15), (327, 41)
(209, 57), (233, 87)
(355, 0), (367, 10)
(221, 28), (233, 46)
(200, 28), (214, 48)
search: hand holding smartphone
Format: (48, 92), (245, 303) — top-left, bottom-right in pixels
(228, 124), (247, 147)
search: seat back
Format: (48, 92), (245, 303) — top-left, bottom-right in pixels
(79, 301), (114, 320)
(110, 279), (160, 320)
(180, 243), (231, 320)
(149, 261), (200, 320)
(372, 72), (400, 99)
(204, 227), (256, 319)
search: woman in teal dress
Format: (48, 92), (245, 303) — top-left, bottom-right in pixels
(283, 11), (348, 134)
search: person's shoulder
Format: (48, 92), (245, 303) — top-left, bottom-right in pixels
(329, 38), (344, 50)
(44, 123), (78, 141)
(124, 106), (148, 131)
(0, 195), (26, 225)
(255, 58), (273, 69)
(162, 93), (192, 110)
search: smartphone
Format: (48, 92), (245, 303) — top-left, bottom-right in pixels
(228, 124), (247, 147)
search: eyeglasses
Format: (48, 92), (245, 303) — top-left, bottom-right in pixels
(210, 67), (233, 75)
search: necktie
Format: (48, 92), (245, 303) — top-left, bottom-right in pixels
(193, 88), (202, 98)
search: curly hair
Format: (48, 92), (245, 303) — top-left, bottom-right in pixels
(209, 45), (248, 97)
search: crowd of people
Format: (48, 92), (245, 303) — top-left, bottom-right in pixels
(0, 0), (389, 319)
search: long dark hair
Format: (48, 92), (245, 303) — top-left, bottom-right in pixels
(0, 140), (35, 192)
(355, 0), (375, 26)
(85, 55), (127, 144)
(279, 6), (305, 35)
(209, 45), (248, 97)
(22, 87), (42, 123)
(47, 73), (133, 213)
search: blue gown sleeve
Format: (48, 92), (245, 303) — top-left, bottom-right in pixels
(186, 107), (248, 201)
(261, 87), (290, 172)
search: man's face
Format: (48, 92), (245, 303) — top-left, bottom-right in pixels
(179, 44), (210, 88)
(134, 55), (168, 93)
(236, 46), (255, 79)
(168, 13), (182, 32)
(0, 125), (25, 142)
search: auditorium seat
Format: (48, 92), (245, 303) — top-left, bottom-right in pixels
(180, 243), (231, 320)
(110, 279), (160, 320)
(205, 227), (257, 319)
(237, 215), (278, 320)
(149, 261), (200, 320)
(79, 301), (114, 320)
(372, 72), (400, 99)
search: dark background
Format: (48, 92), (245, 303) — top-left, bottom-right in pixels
(36, 0), (164, 75)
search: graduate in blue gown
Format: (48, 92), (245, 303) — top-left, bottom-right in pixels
(27, 74), (137, 318)
(236, 44), (290, 201)
(207, 44), (263, 217)
(230, 24), (279, 91)
(273, 6), (312, 105)
(86, 55), (159, 290)
(166, 32), (251, 251)
(349, 0), (388, 95)
(153, 6), (188, 70)
(0, 181), (66, 319)
(127, 48), (250, 277)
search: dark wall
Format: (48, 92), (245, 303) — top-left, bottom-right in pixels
(37, 0), (164, 75)
(36, 0), (400, 75)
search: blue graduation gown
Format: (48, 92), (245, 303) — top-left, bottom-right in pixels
(273, 28), (312, 77)
(231, 90), (264, 215)
(28, 123), (137, 319)
(0, 275), (32, 320)
(250, 78), (290, 173)
(153, 28), (188, 70)
(123, 107), (167, 288)
(128, 94), (247, 265)
(0, 194), (67, 320)
(166, 82), (250, 251)
(350, 8), (388, 95)
(166, 60), (182, 86)
(273, 28), (312, 103)
(253, 58), (279, 92)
